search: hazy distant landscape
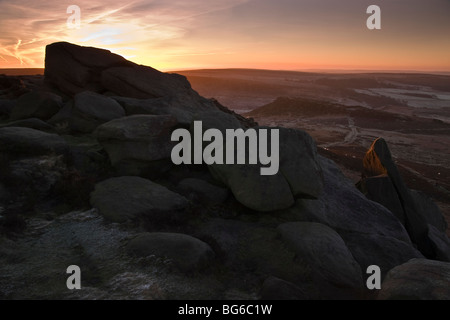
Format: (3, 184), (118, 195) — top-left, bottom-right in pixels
(177, 69), (450, 233)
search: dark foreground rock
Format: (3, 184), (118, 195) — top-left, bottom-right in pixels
(10, 90), (62, 121)
(295, 156), (423, 283)
(209, 127), (323, 212)
(277, 222), (363, 299)
(0, 127), (67, 156)
(95, 115), (178, 165)
(126, 232), (215, 272)
(176, 178), (229, 205)
(260, 276), (309, 300)
(378, 259), (450, 300)
(90, 176), (188, 223)
(49, 91), (125, 133)
(0, 118), (55, 132)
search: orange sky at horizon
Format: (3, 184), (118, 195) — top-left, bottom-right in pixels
(1, 0), (449, 72)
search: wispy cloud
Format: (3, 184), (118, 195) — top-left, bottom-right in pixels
(0, 0), (250, 68)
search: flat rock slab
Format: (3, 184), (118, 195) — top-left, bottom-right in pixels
(90, 176), (188, 223)
(378, 258), (450, 300)
(126, 232), (215, 272)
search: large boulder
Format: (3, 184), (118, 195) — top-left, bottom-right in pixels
(101, 65), (192, 99)
(211, 163), (295, 212)
(95, 115), (178, 175)
(277, 222), (363, 299)
(378, 259), (450, 300)
(44, 42), (198, 103)
(44, 42), (133, 96)
(90, 176), (188, 223)
(0, 127), (67, 157)
(208, 127), (323, 212)
(10, 91), (62, 121)
(44, 43), (244, 137)
(126, 232), (215, 272)
(49, 91), (125, 133)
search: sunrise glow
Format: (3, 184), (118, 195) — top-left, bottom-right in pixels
(0, 0), (449, 72)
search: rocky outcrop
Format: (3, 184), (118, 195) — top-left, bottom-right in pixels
(359, 138), (449, 260)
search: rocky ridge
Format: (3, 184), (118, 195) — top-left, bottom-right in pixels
(0, 42), (448, 300)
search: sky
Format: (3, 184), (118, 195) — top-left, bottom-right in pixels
(0, 0), (449, 71)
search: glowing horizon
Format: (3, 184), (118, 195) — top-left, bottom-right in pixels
(1, 0), (449, 72)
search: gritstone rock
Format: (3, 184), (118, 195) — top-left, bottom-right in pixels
(90, 176), (188, 223)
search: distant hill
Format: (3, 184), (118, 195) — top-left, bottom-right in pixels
(247, 97), (343, 117)
(247, 96), (450, 133)
(0, 68), (44, 76)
